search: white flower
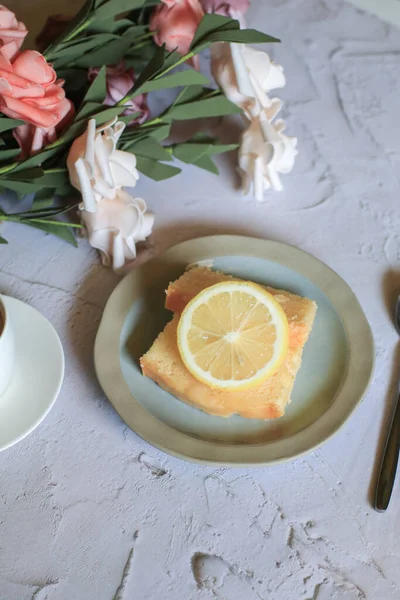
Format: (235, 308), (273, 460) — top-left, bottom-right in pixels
(238, 112), (298, 201)
(81, 189), (154, 271)
(67, 118), (154, 271)
(211, 42), (285, 119)
(67, 118), (139, 212)
(212, 40), (297, 198)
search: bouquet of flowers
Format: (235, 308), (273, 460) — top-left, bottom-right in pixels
(0, 0), (296, 270)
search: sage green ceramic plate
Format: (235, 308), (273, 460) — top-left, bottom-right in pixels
(94, 236), (374, 465)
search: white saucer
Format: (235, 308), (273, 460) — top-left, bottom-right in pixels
(0, 296), (64, 451)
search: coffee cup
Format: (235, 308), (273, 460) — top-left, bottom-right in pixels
(0, 295), (14, 396)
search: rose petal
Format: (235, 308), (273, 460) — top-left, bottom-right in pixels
(0, 67), (46, 93)
(13, 51), (56, 86)
(150, 0), (204, 55)
(1, 95), (59, 128)
(0, 6), (27, 61)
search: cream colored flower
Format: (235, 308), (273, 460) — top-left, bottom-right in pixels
(67, 118), (139, 212)
(67, 118), (153, 271)
(81, 189), (154, 271)
(212, 40), (297, 198)
(238, 112), (298, 201)
(211, 42), (285, 119)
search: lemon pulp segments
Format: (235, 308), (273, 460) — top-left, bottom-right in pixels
(177, 281), (289, 390)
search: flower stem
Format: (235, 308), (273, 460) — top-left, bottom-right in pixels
(0, 163), (18, 176)
(117, 49), (196, 107)
(154, 51), (195, 79)
(131, 31), (156, 46)
(63, 19), (92, 44)
(1, 215), (82, 228)
(27, 219), (82, 227)
(139, 117), (163, 128)
(44, 19), (93, 61)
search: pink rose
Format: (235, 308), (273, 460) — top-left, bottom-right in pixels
(200, 0), (249, 27)
(0, 5), (27, 61)
(88, 63), (149, 125)
(150, 0), (204, 68)
(0, 50), (74, 156)
(36, 14), (71, 53)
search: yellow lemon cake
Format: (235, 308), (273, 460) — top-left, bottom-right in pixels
(140, 267), (317, 420)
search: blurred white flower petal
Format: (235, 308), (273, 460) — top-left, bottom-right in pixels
(67, 118), (153, 271)
(81, 190), (154, 272)
(238, 114), (298, 201)
(211, 42), (285, 118)
(67, 118), (139, 211)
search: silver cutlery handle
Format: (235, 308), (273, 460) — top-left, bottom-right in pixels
(375, 390), (400, 511)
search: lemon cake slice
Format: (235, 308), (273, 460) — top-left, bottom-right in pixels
(140, 267), (317, 420)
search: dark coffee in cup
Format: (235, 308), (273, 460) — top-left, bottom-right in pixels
(0, 295), (14, 395)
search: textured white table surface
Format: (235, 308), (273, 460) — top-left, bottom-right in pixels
(1, 1), (400, 599)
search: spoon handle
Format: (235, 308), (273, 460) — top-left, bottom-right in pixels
(375, 388), (400, 511)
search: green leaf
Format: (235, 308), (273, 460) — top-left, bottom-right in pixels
(0, 118), (24, 133)
(51, 34), (118, 59)
(26, 203), (79, 219)
(12, 207), (66, 219)
(54, 121), (87, 145)
(134, 0), (160, 6)
(0, 148), (21, 161)
(190, 14), (239, 49)
(55, 181), (76, 197)
(159, 50), (182, 72)
(3, 168), (69, 191)
(95, 0), (146, 20)
(94, 105), (126, 125)
(193, 154), (219, 174)
(25, 217), (81, 228)
(76, 101), (104, 120)
(0, 179), (44, 194)
(125, 45), (155, 70)
(173, 85), (205, 106)
(207, 142), (239, 155)
(120, 123), (168, 145)
(9, 167), (44, 181)
(166, 95), (242, 120)
(148, 123), (171, 141)
(173, 143), (211, 164)
(44, 0), (95, 58)
(132, 70), (209, 97)
(208, 30), (280, 44)
(58, 68), (88, 92)
(133, 43), (165, 91)
(183, 132), (213, 142)
(31, 189), (56, 210)
(136, 156), (181, 180)
(88, 18), (137, 34)
(0, 235), (8, 244)
(118, 113), (140, 125)
(125, 137), (172, 161)
(73, 31), (134, 68)
(84, 65), (106, 104)
(37, 170), (69, 188)
(190, 14), (280, 52)
(11, 146), (64, 171)
(21, 220), (78, 246)
(172, 139), (238, 165)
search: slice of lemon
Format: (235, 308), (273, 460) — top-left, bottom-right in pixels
(177, 281), (289, 391)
